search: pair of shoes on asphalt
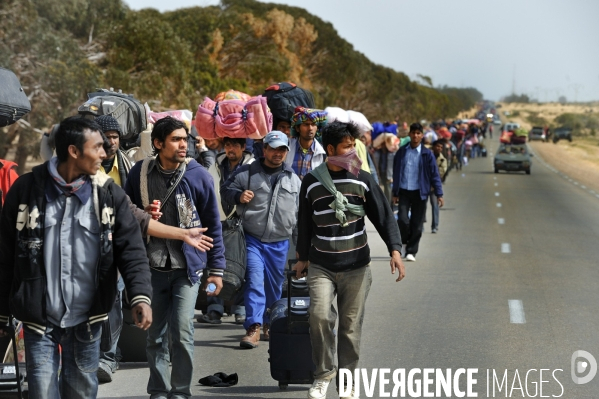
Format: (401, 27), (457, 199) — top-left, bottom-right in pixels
(198, 310), (222, 325)
(97, 362), (113, 383)
(234, 314), (246, 325)
(240, 323), (261, 349)
(405, 254), (416, 262)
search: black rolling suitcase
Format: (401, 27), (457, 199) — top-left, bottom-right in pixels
(0, 316), (27, 398)
(268, 269), (315, 390)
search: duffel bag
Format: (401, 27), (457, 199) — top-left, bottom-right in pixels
(500, 131), (512, 144)
(263, 82), (315, 123)
(0, 68), (31, 127)
(217, 217), (246, 301)
(78, 89), (147, 145)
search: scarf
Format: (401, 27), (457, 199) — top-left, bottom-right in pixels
(290, 106), (328, 137)
(47, 157), (89, 196)
(311, 163), (365, 227)
(326, 148), (362, 177)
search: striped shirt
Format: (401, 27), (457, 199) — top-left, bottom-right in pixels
(296, 167), (402, 272)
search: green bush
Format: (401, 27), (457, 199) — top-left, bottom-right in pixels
(554, 113), (599, 136)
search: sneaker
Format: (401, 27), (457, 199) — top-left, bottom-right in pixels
(431, 228), (438, 234)
(340, 386), (359, 399)
(198, 310), (222, 325)
(308, 378), (330, 399)
(263, 323), (270, 341)
(240, 323), (260, 349)
(234, 314), (246, 325)
(97, 362), (113, 383)
(405, 254), (416, 262)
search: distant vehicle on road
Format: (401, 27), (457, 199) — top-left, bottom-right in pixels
(501, 122), (520, 133)
(494, 144), (532, 175)
(528, 126), (547, 142)
(552, 127), (572, 143)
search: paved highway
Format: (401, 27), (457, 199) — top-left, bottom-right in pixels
(99, 137), (599, 398)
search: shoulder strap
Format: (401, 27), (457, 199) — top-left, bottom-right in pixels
(159, 162), (187, 211)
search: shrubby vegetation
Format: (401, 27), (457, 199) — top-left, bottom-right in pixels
(1, 0), (482, 172)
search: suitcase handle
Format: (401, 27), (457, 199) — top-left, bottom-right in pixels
(7, 315), (23, 399)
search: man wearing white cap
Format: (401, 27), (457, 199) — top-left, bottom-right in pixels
(221, 131), (301, 348)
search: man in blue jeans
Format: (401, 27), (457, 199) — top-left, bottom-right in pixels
(125, 117), (225, 399)
(221, 131), (301, 348)
(0, 117), (153, 399)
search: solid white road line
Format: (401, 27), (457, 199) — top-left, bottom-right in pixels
(508, 300), (526, 324)
(498, 218), (505, 225)
(496, 203), (502, 207)
(501, 243), (511, 253)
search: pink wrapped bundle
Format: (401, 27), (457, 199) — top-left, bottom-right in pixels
(195, 97), (218, 139)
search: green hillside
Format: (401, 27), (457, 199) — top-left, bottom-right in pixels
(0, 0), (482, 171)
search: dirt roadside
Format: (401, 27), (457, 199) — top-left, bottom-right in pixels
(529, 139), (599, 193)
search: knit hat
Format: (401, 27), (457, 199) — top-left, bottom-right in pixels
(95, 115), (123, 137)
(290, 106), (327, 137)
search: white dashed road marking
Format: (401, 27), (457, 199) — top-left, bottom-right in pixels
(494, 183), (498, 187)
(509, 300), (526, 324)
(501, 243), (511, 253)
(495, 192), (500, 197)
(498, 218), (505, 225)
(496, 203), (502, 207)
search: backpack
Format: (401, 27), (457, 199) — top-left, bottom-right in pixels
(0, 67), (31, 127)
(263, 82), (315, 123)
(78, 89), (147, 148)
(187, 125), (200, 159)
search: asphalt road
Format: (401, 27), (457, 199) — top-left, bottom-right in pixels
(98, 137), (599, 398)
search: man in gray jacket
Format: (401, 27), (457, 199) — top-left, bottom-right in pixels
(221, 131), (301, 348)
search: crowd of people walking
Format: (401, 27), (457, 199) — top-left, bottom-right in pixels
(0, 79), (491, 399)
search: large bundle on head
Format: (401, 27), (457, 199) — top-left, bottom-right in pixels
(324, 107), (373, 134)
(290, 106), (327, 137)
(148, 109), (192, 128)
(0, 67), (31, 127)
(78, 88), (147, 150)
(263, 82), (315, 125)
(195, 90), (272, 139)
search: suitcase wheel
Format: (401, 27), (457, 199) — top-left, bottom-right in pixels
(279, 383), (288, 390)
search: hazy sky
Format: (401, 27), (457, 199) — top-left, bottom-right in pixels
(124, 0), (599, 102)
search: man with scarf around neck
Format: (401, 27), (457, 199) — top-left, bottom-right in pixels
(0, 117), (153, 399)
(221, 131), (302, 348)
(392, 122), (444, 262)
(124, 116), (225, 399)
(285, 106), (327, 180)
(292, 121), (405, 399)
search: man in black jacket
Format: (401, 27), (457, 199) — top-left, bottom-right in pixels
(0, 117), (152, 399)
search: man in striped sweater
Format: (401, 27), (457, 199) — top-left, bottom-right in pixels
(293, 122), (405, 399)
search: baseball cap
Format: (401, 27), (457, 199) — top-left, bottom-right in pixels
(263, 131), (290, 151)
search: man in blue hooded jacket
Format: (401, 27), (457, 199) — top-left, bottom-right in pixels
(125, 116), (225, 399)
(392, 122), (444, 262)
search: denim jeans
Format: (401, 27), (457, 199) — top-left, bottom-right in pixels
(99, 276), (124, 372)
(397, 189), (427, 255)
(24, 321), (102, 399)
(307, 263), (372, 381)
(147, 268), (199, 399)
(429, 191), (439, 230)
(206, 286), (245, 317)
(244, 235), (288, 329)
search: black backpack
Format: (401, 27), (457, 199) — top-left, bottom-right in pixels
(78, 89), (147, 149)
(187, 125), (200, 159)
(263, 82), (315, 123)
(0, 67), (31, 127)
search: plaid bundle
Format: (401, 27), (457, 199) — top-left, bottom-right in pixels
(290, 106), (327, 137)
